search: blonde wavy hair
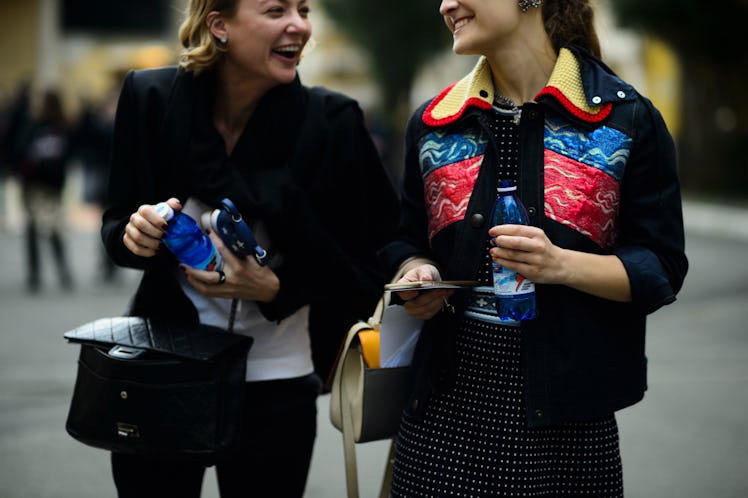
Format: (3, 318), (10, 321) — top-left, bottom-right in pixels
(178, 0), (240, 74)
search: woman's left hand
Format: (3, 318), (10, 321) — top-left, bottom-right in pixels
(181, 230), (280, 303)
(488, 224), (567, 285)
(488, 224), (632, 302)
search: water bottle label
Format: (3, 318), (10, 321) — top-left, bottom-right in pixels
(203, 253), (223, 272)
(493, 269), (535, 296)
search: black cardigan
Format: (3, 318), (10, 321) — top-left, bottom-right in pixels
(102, 67), (399, 382)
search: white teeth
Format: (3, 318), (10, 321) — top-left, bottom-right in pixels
(454, 18), (471, 30)
(274, 45), (301, 54)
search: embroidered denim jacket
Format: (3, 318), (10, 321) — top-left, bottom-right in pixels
(382, 46), (688, 427)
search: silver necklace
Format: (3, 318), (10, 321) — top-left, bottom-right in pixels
(493, 93), (521, 125)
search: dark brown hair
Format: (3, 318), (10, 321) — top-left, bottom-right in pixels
(542, 0), (601, 57)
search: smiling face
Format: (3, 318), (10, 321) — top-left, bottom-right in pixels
(211, 0), (311, 87)
(439, 0), (524, 56)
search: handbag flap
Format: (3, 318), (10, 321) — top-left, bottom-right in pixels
(63, 316), (252, 361)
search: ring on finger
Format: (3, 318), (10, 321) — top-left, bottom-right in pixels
(216, 270), (226, 285)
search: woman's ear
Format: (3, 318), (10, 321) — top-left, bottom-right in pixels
(206, 11), (227, 42)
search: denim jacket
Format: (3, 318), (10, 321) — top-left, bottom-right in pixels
(381, 46), (688, 427)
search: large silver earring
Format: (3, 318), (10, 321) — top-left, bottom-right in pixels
(519, 0), (542, 12)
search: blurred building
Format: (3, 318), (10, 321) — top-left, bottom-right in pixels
(0, 0), (680, 230)
(0, 0), (178, 116)
(595, 0), (681, 137)
(0, 0), (680, 128)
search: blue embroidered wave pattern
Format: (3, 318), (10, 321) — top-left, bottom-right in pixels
(419, 130), (488, 176)
(544, 116), (632, 181)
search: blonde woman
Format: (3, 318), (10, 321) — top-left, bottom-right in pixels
(102, 0), (398, 496)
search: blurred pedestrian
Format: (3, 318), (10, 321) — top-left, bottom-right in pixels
(18, 89), (73, 292)
(0, 81), (32, 176)
(1, 81), (33, 230)
(101, 0), (398, 496)
(71, 93), (118, 282)
(381, 1), (688, 496)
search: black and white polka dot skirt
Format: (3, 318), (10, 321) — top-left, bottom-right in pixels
(390, 314), (624, 497)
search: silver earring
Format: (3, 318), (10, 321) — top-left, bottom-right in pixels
(519, 0), (542, 12)
(220, 36), (227, 44)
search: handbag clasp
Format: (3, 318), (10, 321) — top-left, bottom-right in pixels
(117, 422), (140, 438)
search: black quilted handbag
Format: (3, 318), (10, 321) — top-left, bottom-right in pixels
(63, 316), (253, 465)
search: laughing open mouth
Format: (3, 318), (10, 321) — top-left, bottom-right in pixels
(273, 45), (301, 60)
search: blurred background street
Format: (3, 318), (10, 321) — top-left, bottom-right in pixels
(0, 200), (746, 498)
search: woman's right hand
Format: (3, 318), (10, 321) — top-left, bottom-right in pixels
(396, 263), (454, 321)
(122, 197), (181, 257)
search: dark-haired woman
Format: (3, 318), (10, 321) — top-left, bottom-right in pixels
(382, 1), (688, 496)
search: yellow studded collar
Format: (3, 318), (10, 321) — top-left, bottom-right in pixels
(423, 48), (613, 127)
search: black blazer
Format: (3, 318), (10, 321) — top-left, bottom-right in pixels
(102, 66), (399, 382)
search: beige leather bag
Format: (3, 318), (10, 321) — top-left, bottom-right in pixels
(329, 293), (414, 498)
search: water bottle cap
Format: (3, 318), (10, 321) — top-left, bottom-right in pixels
(200, 210), (218, 232)
(497, 180), (516, 193)
(154, 202), (174, 222)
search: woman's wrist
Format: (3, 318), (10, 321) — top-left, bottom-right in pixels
(561, 250), (631, 302)
(256, 269), (280, 303)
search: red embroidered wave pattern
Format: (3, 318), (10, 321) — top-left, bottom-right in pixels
(544, 149), (619, 249)
(425, 155), (483, 241)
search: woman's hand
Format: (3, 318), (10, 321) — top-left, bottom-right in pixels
(488, 224), (632, 302)
(181, 230), (280, 303)
(396, 263), (454, 321)
(122, 197), (181, 257)
(488, 224), (567, 285)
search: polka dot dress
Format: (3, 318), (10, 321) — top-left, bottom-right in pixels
(390, 108), (624, 497)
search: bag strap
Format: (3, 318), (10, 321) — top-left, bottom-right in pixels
(338, 319), (375, 498)
(338, 283), (400, 497)
(369, 291), (390, 326)
(339, 318), (397, 498)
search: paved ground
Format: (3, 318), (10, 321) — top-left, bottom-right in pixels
(0, 198), (746, 497)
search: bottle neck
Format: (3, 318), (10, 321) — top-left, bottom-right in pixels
(497, 179), (516, 194)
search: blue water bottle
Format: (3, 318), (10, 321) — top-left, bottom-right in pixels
(155, 202), (223, 271)
(490, 181), (536, 321)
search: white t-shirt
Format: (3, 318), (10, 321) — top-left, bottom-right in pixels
(177, 198), (314, 382)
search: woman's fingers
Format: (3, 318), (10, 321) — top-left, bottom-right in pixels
(181, 265), (232, 297)
(122, 200), (180, 258)
(395, 264), (450, 320)
(135, 205), (168, 238)
(208, 229), (248, 269)
(402, 289), (453, 320)
(123, 222), (161, 256)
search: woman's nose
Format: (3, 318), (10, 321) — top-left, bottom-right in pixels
(439, 0), (459, 16)
(286, 12), (310, 34)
